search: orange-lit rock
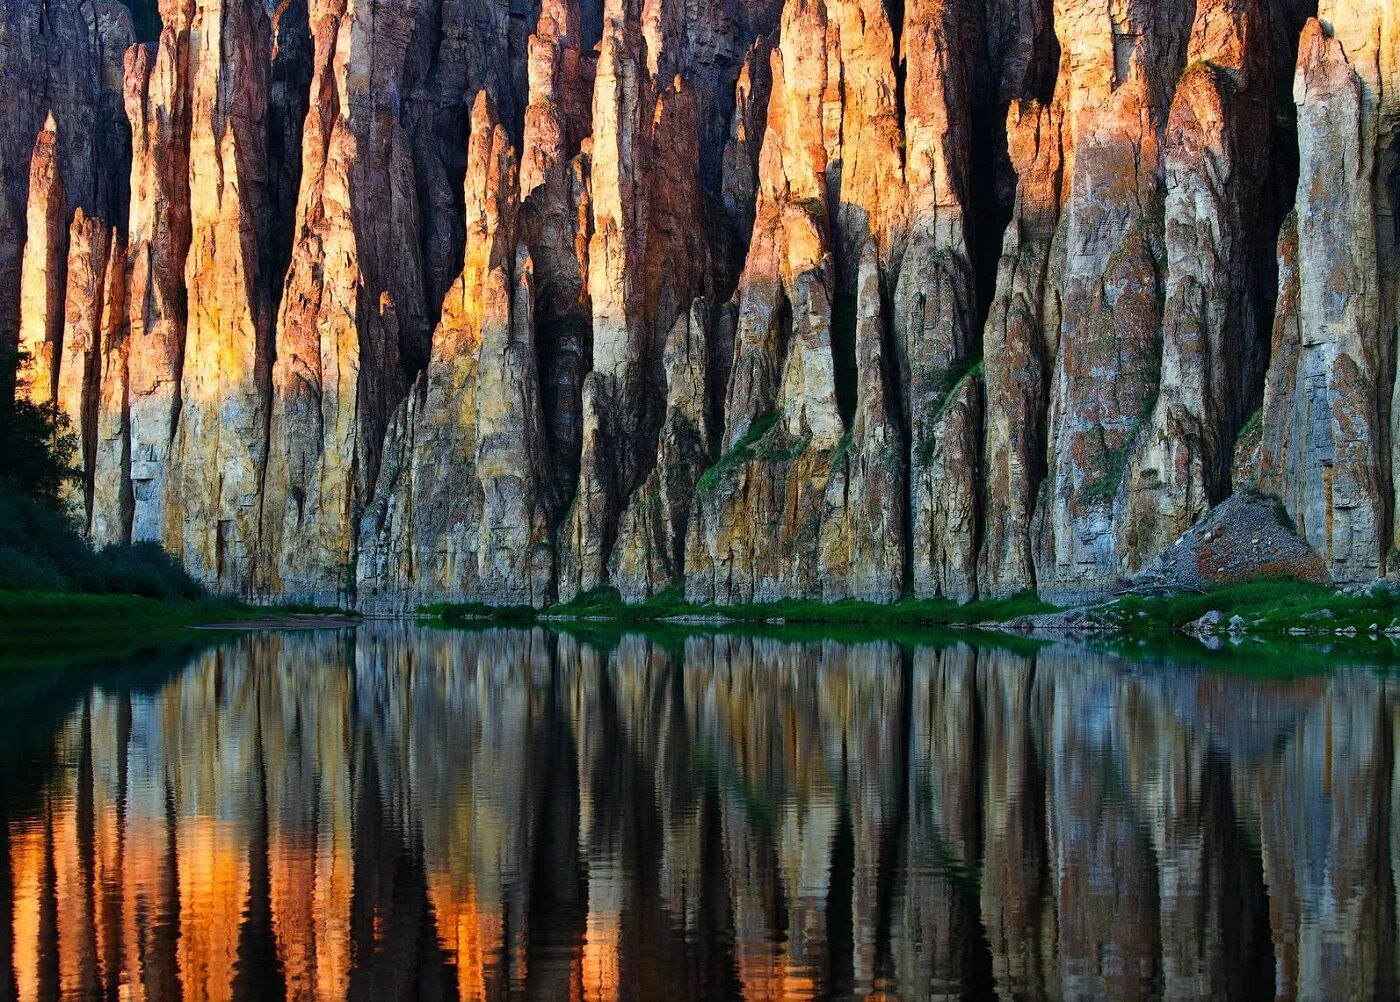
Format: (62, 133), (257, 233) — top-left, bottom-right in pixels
(558, 12), (716, 601)
(1032, 0), (1195, 601)
(359, 93), (554, 609)
(55, 211), (119, 529)
(16, 115), (66, 405)
(260, 0), (426, 604)
(520, 0), (594, 499)
(90, 228), (129, 545)
(166, 0), (275, 593)
(898, 0), (981, 600)
(6, 0), (1400, 607)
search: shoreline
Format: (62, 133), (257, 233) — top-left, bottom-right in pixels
(0, 592), (362, 635)
(424, 578), (1400, 645)
(8, 577), (1400, 652)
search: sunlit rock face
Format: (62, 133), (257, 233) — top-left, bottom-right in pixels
(5, 0), (1399, 605)
(165, 0), (276, 594)
(1120, 0), (1275, 570)
(356, 93), (555, 612)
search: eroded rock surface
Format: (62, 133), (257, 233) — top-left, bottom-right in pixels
(6, 0), (1399, 608)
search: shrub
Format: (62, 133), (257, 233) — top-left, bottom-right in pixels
(0, 349), (80, 510)
(0, 486), (204, 600)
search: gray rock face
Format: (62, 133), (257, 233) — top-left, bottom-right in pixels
(612, 299), (714, 602)
(1121, 0), (1275, 569)
(819, 243), (906, 604)
(1259, 17), (1393, 585)
(357, 94), (553, 610)
(0, 1), (133, 363)
(115, 29), (192, 550)
(260, 0), (426, 604)
(8, 0), (1400, 609)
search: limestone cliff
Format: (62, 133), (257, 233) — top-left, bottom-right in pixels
(6, 0), (1400, 607)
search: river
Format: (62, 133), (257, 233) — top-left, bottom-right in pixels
(0, 623), (1394, 1000)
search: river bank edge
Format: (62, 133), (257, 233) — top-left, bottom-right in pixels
(423, 579), (1400, 646)
(9, 577), (1400, 652)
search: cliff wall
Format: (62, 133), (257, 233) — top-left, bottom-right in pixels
(2, 0), (1396, 606)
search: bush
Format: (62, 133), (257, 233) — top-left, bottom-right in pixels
(0, 347), (80, 508)
(0, 348), (203, 603)
(0, 485), (204, 600)
(89, 543), (205, 601)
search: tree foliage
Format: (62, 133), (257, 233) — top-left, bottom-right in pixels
(0, 347), (80, 511)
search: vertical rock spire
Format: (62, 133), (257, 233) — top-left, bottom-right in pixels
(720, 37), (774, 251)
(896, 0), (982, 599)
(686, 0), (846, 604)
(118, 31), (193, 549)
(90, 227), (130, 546)
(1, 1), (133, 378)
(1258, 12), (1397, 583)
(15, 114), (66, 406)
(261, 0), (427, 603)
(1120, 0), (1275, 567)
(56, 210), (119, 530)
(473, 134), (555, 604)
(358, 92), (552, 608)
(978, 98), (1063, 596)
(521, 0), (595, 498)
(819, 242), (907, 602)
(557, 7), (654, 601)
(1032, 0), (1195, 601)
(168, 0), (274, 593)
(557, 0), (717, 602)
(611, 299), (714, 601)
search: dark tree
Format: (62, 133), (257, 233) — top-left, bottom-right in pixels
(0, 348), (79, 511)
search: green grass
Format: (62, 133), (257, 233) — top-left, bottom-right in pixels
(1237, 407), (1262, 441)
(1101, 578), (1400, 638)
(0, 592), (362, 662)
(419, 600), (542, 625)
(0, 483), (359, 639)
(0, 591), (251, 633)
(427, 584), (1058, 632)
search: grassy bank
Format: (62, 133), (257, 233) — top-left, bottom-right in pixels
(423, 585), (1057, 630)
(0, 591), (251, 629)
(1100, 578), (1400, 638)
(424, 576), (1400, 645)
(0, 485), (207, 601)
(0, 487), (355, 637)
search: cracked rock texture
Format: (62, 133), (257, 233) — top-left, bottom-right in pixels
(5, 0), (1398, 607)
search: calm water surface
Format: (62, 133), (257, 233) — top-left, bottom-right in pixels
(1, 624), (1396, 1000)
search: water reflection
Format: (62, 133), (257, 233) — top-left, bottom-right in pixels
(0, 625), (1395, 1000)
